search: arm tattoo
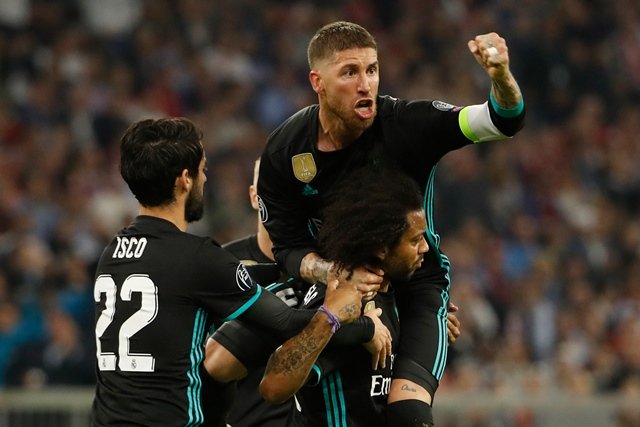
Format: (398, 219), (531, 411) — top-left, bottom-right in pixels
(300, 253), (332, 284)
(401, 384), (418, 393)
(265, 313), (331, 377)
(338, 303), (360, 323)
(491, 72), (522, 109)
(268, 329), (323, 375)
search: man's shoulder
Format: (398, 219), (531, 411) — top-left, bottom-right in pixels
(222, 234), (270, 263)
(265, 105), (317, 153)
(376, 94), (434, 117)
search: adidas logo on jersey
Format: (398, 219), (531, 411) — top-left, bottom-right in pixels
(301, 184), (319, 196)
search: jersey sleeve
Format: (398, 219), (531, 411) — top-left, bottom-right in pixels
(258, 146), (317, 278)
(390, 97), (525, 162)
(212, 319), (281, 368)
(211, 288), (324, 369)
(192, 238), (263, 319)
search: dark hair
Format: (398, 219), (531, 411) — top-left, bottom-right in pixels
(317, 164), (423, 275)
(120, 117), (204, 207)
(307, 21), (377, 69)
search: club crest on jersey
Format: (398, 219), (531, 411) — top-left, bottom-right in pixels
(292, 153), (317, 183)
(236, 264), (253, 291)
(432, 100), (459, 112)
(257, 195), (268, 223)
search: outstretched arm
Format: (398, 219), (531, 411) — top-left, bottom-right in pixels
(467, 32), (523, 109)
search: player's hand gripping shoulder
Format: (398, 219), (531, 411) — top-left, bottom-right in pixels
(467, 32), (522, 109)
(362, 307), (393, 370)
(301, 253), (383, 297)
(328, 262), (384, 300)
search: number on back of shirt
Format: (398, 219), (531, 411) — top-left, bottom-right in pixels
(94, 274), (158, 372)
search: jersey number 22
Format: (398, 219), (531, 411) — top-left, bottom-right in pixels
(94, 274), (158, 372)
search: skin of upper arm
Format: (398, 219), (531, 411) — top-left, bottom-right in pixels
(203, 337), (248, 382)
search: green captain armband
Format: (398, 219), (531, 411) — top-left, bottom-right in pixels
(490, 92), (524, 118)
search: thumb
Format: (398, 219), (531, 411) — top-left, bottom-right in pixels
(326, 279), (339, 291)
(374, 308), (382, 317)
(467, 40), (478, 54)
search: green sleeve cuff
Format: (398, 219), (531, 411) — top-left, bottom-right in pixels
(490, 92), (524, 118)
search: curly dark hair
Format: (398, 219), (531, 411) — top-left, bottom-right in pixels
(317, 164), (423, 276)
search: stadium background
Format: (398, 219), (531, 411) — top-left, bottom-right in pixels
(0, 0), (639, 426)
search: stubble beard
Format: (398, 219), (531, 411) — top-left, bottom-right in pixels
(185, 185), (204, 223)
(325, 96), (375, 139)
(385, 260), (417, 283)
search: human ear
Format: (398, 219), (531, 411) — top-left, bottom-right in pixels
(309, 70), (322, 94)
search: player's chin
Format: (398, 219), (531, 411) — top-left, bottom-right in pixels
(350, 115), (375, 130)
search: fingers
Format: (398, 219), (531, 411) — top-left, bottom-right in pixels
(448, 302), (459, 313)
(447, 313), (461, 344)
(363, 310), (393, 370)
(362, 290), (378, 301)
(468, 32), (508, 70)
(326, 278), (340, 291)
(365, 265), (385, 276)
(371, 337), (391, 370)
(335, 266), (382, 299)
(384, 334), (392, 367)
(447, 312), (460, 328)
(371, 350), (380, 370)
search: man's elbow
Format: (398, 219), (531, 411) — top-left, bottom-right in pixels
(259, 376), (294, 404)
(204, 338), (248, 382)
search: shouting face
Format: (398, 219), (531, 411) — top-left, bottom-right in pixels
(310, 47), (379, 139)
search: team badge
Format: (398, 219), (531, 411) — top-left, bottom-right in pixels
(235, 264), (254, 291)
(432, 100), (458, 111)
(292, 153), (317, 183)
(364, 301), (376, 313)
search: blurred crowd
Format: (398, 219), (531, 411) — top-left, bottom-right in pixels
(0, 0), (639, 424)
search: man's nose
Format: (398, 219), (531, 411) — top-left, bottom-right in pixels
(357, 72), (371, 92)
(420, 237), (429, 254)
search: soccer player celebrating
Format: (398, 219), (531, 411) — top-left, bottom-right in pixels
(91, 117), (364, 427)
(256, 21), (524, 426)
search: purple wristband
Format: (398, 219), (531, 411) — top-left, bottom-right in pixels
(318, 305), (341, 333)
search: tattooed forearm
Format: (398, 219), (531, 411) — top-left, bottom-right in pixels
(260, 312), (334, 403)
(300, 252), (333, 284)
(267, 324), (325, 375)
(338, 303), (360, 323)
(491, 71), (522, 108)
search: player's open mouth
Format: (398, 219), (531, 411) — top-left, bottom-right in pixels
(355, 99), (375, 119)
